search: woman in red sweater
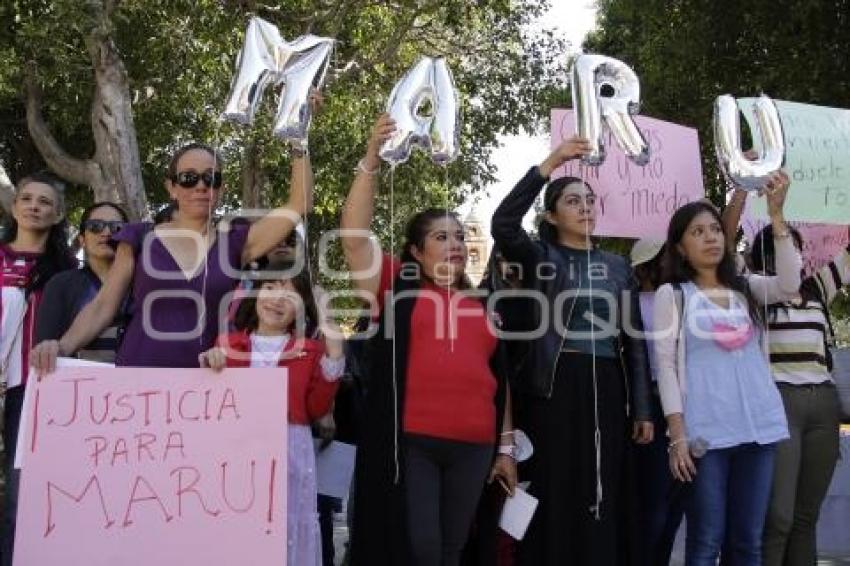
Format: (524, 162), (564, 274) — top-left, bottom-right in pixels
(341, 114), (516, 566)
(199, 260), (343, 566)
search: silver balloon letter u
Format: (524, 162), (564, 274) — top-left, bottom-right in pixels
(714, 94), (785, 191)
(379, 56), (461, 167)
(571, 54), (650, 166)
(221, 17), (334, 147)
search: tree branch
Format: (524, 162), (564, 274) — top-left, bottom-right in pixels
(0, 161), (15, 214)
(23, 63), (96, 185)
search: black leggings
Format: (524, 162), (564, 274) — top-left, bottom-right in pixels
(404, 434), (493, 566)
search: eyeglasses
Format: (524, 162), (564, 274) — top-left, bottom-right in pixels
(82, 220), (124, 234)
(171, 170), (223, 189)
(562, 194), (597, 209)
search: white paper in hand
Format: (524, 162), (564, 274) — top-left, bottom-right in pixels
(314, 440), (357, 499)
(499, 486), (539, 541)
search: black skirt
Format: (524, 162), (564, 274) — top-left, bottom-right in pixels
(516, 351), (636, 566)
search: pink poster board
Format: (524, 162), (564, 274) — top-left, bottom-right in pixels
(550, 109), (705, 238)
(14, 367), (288, 566)
(741, 212), (849, 276)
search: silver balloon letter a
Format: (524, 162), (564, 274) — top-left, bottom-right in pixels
(221, 17), (333, 147)
(571, 54), (649, 166)
(714, 94), (785, 191)
(380, 56), (461, 166)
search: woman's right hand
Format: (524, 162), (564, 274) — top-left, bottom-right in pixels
(668, 440), (697, 482)
(539, 136), (592, 178)
(364, 113), (397, 168)
(30, 340), (62, 378)
(198, 348), (227, 372)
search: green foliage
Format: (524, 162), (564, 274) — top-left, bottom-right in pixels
(0, 0), (565, 258)
(585, 0), (850, 324)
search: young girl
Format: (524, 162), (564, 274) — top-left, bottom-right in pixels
(1, 171), (77, 566)
(654, 175), (800, 566)
(199, 261), (344, 566)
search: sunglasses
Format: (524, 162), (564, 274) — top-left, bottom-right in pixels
(82, 219), (124, 234)
(171, 170), (223, 189)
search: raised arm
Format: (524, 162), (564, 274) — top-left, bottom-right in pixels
(491, 136), (591, 274)
(242, 91), (323, 263)
(812, 243), (850, 305)
(242, 151), (313, 264)
(340, 114), (395, 298)
(31, 242), (135, 374)
(745, 172), (802, 303)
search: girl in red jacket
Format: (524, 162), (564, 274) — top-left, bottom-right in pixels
(199, 260), (344, 566)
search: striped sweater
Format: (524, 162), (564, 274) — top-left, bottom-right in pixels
(767, 245), (850, 385)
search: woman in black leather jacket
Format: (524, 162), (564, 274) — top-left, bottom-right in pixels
(491, 135), (653, 566)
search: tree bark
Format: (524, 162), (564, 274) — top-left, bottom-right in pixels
(86, 3), (148, 220)
(240, 139), (266, 209)
(0, 162), (14, 213)
(23, 0), (149, 220)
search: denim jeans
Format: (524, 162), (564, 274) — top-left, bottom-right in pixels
(685, 442), (777, 566)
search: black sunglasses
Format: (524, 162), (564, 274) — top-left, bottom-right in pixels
(82, 219), (124, 234)
(171, 170), (223, 189)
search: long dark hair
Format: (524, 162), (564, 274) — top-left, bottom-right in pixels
(399, 208), (470, 289)
(233, 259), (318, 337)
(538, 176), (594, 244)
(662, 201), (762, 326)
(1, 172), (76, 293)
(751, 223), (822, 314)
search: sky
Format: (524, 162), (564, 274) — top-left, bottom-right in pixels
(459, 0), (598, 235)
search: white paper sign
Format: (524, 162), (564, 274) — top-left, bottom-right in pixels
(314, 440), (357, 499)
(499, 486), (539, 541)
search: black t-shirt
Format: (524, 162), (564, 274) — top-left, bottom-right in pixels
(35, 267), (126, 363)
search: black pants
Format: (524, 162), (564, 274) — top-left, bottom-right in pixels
(317, 494), (341, 566)
(1, 385), (24, 566)
(634, 393), (689, 566)
(404, 434), (493, 566)
(517, 352), (632, 566)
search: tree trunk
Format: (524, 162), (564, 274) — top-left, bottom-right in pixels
(0, 162), (14, 213)
(240, 139), (266, 209)
(23, 1), (149, 220)
(86, 8), (148, 220)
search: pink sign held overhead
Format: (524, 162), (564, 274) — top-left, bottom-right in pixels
(741, 213), (849, 276)
(550, 109), (705, 238)
(14, 367), (288, 566)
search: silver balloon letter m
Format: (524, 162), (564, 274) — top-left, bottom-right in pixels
(221, 17), (334, 147)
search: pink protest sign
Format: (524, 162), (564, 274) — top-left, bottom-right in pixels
(14, 367), (288, 566)
(550, 109), (705, 238)
(741, 213), (849, 276)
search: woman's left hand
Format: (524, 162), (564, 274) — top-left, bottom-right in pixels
(488, 454), (518, 497)
(632, 420), (654, 444)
